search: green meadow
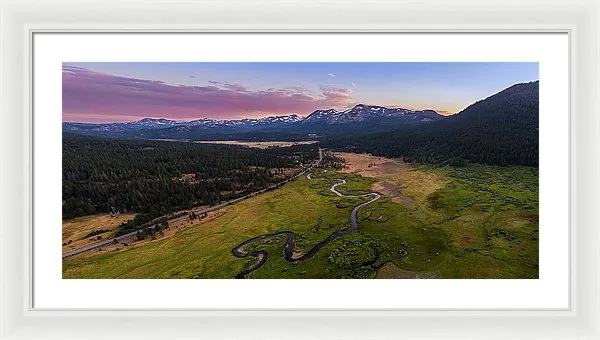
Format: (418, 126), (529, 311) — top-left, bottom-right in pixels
(63, 163), (538, 279)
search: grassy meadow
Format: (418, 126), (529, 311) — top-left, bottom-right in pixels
(62, 213), (136, 253)
(63, 155), (538, 279)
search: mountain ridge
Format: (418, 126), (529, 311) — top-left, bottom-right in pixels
(65, 104), (440, 127)
(62, 104), (445, 139)
(304, 104), (441, 124)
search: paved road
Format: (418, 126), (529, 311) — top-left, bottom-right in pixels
(231, 170), (380, 279)
(61, 208), (188, 257)
(62, 147), (324, 259)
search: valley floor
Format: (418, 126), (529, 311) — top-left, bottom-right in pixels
(62, 152), (539, 279)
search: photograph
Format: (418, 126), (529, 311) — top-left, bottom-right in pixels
(5, 0), (600, 335)
(61, 62), (539, 279)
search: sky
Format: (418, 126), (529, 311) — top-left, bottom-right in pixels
(62, 62), (538, 123)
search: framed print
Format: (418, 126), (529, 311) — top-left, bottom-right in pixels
(1, 0), (599, 339)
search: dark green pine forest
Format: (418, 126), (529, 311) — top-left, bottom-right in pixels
(323, 81), (539, 167)
(62, 135), (318, 224)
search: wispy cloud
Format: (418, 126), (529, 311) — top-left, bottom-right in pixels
(328, 73), (336, 77)
(319, 86), (352, 104)
(63, 66), (355, 122)
(207, 80), (250, 93)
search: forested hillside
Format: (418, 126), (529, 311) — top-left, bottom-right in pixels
(62, 134), (318, 221)
(323, 81), (539, 166)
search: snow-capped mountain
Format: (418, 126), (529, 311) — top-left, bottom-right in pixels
(64, 114), (303, 131)
(304, 109), (339, 123)
(63, 105), (443, 140)
(256, 114), (302, 124)
(304, 104), (441, 124)
(185, 114), (302, 127)
(131, 118), (188, 128)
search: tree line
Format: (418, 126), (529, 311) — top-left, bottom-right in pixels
(63, 134), (318, 224)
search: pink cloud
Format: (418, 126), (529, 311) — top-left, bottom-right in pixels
(320, 86), (353, 104)
(62, 66), (355, 122)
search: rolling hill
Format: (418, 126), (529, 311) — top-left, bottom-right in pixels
(323, 81), (539, 166)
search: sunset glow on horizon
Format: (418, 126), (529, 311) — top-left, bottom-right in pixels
(63, 62), (538, 123)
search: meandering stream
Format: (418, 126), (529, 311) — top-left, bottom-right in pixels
(231, 172), (381, 279)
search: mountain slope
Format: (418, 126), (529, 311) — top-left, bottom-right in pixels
(324, 81), (539, 166)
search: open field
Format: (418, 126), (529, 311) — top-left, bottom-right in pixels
(63, 153), (538, 279)
(62, 213), (136, 253)
(336, 152), (538, 278)
(66, 209), (227, 260)
(63, 173), (374, 278)
(195, 140), (317, 149)
(335, 152), (447, 206)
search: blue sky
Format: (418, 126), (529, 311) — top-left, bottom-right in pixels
(63, 62), (538, 122)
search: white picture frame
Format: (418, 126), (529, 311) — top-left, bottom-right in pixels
(1, 0), (599, 339)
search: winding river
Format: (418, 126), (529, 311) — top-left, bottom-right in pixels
(231, 172), (381, 279)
